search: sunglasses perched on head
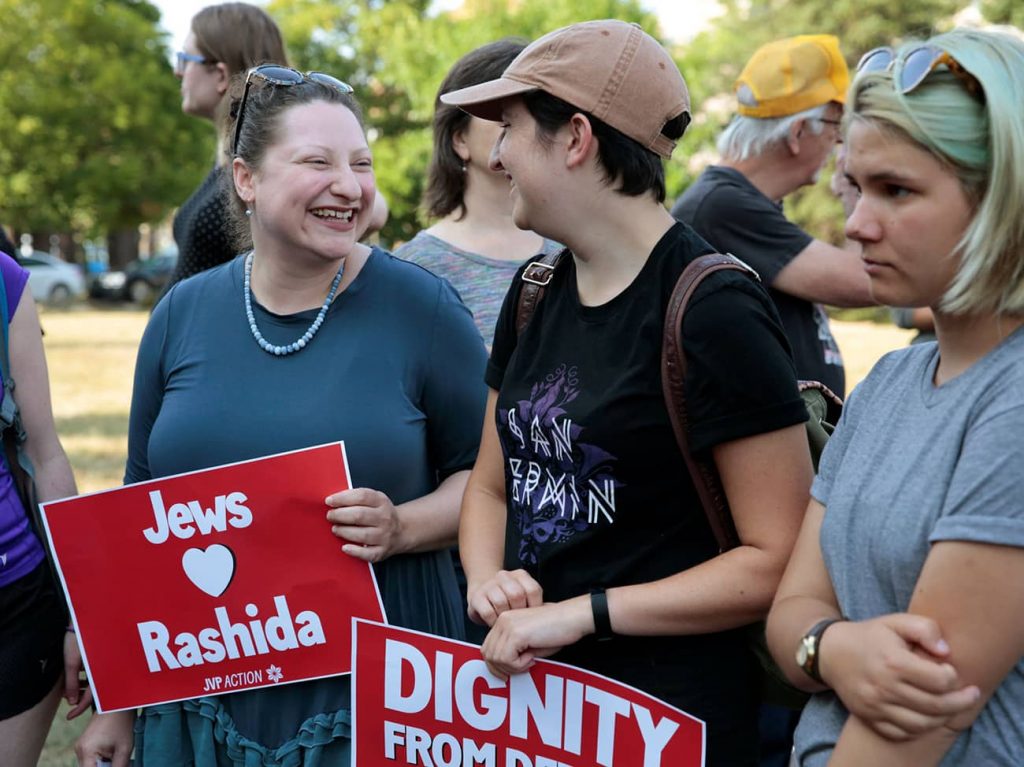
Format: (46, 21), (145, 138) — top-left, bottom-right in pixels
(175, 51), (214, 75)
(231, 65), (355, 157)
(856, 45), (984, 102)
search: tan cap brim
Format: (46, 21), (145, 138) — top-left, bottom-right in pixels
(439, 76), (540, 121)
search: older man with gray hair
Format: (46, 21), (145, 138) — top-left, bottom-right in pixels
(673, 35), (873, 395)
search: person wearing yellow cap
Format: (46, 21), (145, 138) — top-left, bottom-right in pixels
(445, 19), (814, 766)
(672, 35), (874, 397)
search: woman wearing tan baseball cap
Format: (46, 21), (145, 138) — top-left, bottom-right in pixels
(451, 19), (813, 765)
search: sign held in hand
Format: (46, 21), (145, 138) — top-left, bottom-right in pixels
(42, 442), (385, 712)
(352, 620), (706, 767)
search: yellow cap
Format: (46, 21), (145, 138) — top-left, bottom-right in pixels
(735, 35), (849, 118)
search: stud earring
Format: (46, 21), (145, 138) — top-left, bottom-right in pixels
(245, 208), (252, 217)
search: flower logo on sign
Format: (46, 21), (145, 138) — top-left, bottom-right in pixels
(267, 664), (283, 683)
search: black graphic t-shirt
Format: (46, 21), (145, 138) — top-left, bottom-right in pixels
(487, 222), (807, 765)
(672, 165), (846, 394)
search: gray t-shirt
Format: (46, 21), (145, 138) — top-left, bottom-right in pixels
(395, 231), (562, 348)
(795, 329), (1024, 765)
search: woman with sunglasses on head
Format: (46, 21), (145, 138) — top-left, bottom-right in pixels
(167, 3), (387, 295)
(766, 27), (1024, 766)
(445, 21), (814, 765)
(75, 67), (487, 767)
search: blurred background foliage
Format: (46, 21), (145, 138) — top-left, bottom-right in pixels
(669, 0), (969, 246)
(0, 0), (211, 263)
(268, 0), (656, 244)
(3, 0), (1012, 262)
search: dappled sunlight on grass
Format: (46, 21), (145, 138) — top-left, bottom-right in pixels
(40, 307), (148, 492)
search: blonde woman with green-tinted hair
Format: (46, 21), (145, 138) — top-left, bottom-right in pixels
(766, 27), (1024, 766)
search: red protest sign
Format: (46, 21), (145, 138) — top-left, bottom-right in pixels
(352, 620), (705, 767)
(41, 442), (385, 713)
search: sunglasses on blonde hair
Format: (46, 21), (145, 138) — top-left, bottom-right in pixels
(231, 65), (354, 157)
(856, 45), (984, 102)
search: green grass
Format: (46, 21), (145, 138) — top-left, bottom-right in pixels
(39, 703), (87, 767)
(828, 305), (896, 324)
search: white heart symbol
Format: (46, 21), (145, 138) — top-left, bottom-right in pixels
(182, 544), (235, 598)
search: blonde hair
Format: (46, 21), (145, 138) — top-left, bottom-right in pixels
(848, 28), (1024, 315)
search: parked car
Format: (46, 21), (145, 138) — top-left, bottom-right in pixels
(18, 251), (87, 306)
(90, 251), (178, 304)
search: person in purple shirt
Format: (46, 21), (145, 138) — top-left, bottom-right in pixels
(0, 251), (81, 766)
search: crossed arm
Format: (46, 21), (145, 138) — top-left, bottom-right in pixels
(767, 500), (1024, 765)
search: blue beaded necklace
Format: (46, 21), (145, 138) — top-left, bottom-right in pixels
(243, 252), (345, 356)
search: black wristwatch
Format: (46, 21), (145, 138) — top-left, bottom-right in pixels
(796, 618), (843, 684)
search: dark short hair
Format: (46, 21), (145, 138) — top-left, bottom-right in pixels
(423, 38), (528, 220)
(522, 91), (689, 204)
(223, 73), (365, 250)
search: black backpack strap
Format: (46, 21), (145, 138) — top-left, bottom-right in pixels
(0, 267), (35, 483)
(515, 249), (566, 338)
(0, 266), (54, 611)
(0, 267), (13, 429)
(660, 252), (758, 552)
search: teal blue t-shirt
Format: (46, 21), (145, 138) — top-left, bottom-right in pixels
(128, 248), (487, 761)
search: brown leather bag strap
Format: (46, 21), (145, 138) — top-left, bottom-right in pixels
(515, 249), (566, 337)
(661, 252), (759, 552)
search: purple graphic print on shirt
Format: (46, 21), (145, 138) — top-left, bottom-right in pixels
(498, 364), (623, 567)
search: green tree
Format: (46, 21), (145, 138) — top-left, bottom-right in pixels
(981, 0), (1024, 27)
(0, 0), (211, 263)
(670, 0), (969, 244)
(270, 0), (655, 244)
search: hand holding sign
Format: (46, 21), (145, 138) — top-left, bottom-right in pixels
(353, 621), (706, 767)
(326, 487), (407, 563)
(42, 443), (385, 712)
